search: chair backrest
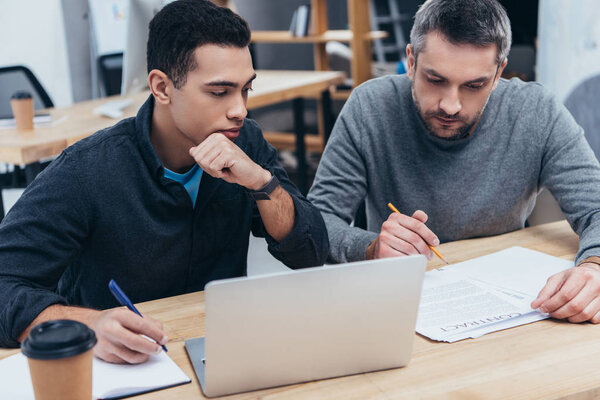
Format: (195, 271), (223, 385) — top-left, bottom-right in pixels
(98, 53), (123, 96)
(0, 65), (54, 119)
(504, 45), (536, 81)
(565, 73), (600, 161)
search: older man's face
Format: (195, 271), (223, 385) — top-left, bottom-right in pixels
(407, 31), (506, 140)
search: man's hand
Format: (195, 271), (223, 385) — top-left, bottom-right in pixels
(366, 210), (439, 260)
(19, 305), (168, 364)
(531, 263), (600, 323)
(189, 132), (271, 190)
(89, 308), (168, 364)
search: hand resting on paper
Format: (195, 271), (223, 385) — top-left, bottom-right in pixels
(366, 210), (439, 260)
(19, 305), (168, 364)
(531, 262), (600, 323)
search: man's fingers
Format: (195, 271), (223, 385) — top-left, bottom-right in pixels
(531, 273), (566, 309)
(197, 147), (223, 170)
(380, 232), (419, 257)
(411, 210), (429, 224)
(209, 155), (235, 175)
(98, 315), (162, 357)
(116, 311), (167, 347)
(190, 139), (240, 178)
(389, 212), (439, 247)
(536, 273), (585, 314)
(94, 346), (125, 364)
(96, 338), (150, 364)
(106, 325), (163, 356)
(591, 310), (600, 324)
(189, 133), (223, 164)
(390, 225), (433, 259)
(551, 281), (597, 320)
(566, 295), (600, 323)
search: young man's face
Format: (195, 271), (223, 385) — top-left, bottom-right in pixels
(169, 44), (255, 146)
(407, 31), (505, 140)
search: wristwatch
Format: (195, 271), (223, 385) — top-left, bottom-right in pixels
(246, 174), (280, 200)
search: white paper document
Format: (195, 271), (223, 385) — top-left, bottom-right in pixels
(0, 350), (191, 400)
(416, 247), (573, 342)
(0, 114), (67, 130)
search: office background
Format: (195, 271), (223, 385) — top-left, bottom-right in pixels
(1, 0), (600, 225)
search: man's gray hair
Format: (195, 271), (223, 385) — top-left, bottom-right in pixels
(409, 0), (512, 65)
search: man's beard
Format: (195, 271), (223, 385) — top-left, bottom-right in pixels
(412, 85), (488, 141)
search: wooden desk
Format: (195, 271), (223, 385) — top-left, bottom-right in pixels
(3, 220), (599, 399)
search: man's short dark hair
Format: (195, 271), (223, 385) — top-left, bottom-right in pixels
(410, 0), (512, 65)
(147, 0), (251, 89)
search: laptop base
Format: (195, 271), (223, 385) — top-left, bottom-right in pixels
(185, 337), (207, 393)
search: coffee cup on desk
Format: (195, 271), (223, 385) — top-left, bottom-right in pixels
(10, 90), (34, 131)
(21, 319), (97, 400)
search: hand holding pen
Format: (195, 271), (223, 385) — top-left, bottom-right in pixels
(109, 279), (168, 352)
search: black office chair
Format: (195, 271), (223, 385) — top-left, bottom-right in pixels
(98, 53), (124, 96)
(503, 45), (536, 81)
(0, 65), (53, 117)
(0, 65), (54, 216)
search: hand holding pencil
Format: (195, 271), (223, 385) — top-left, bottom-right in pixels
(387, 203), (448, 264)
(366, 203), (448, 264)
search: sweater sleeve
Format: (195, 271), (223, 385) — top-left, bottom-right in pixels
(0, 152), (90, 347)
(538, 93), (600, 265)
(246, 120), (329, 269)
(307, 89), (378, 263)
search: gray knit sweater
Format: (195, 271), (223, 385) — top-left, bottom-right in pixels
(308, 74), (600, 265)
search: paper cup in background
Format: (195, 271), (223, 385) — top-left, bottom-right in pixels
(10, 90), (34, 131)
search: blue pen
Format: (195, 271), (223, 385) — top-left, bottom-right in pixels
(108, 279), (168, 352)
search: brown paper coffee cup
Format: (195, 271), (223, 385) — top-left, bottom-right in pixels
(27, 349), (93, 400)
(10, 91), (34, 131)
(21, 320), (97, 400)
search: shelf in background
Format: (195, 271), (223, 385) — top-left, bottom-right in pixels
(251, 30), (387, 44)
(263, 131), (324, 153)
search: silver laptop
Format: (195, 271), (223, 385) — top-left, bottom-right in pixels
(185, 255), (426, 397)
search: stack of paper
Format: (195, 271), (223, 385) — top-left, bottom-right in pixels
(416, 247), (573, 342)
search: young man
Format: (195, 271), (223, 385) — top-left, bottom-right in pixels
(0, 0), (328, 362)
(309, 0), (600, 324)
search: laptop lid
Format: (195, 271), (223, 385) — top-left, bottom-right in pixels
(186, 255), (426, 397)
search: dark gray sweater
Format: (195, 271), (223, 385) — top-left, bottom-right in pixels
(0, 96), (329, 347)
(308, 75), (600, 264)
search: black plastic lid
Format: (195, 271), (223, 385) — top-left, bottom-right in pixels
(11, 90), (32, 100)
(21, 320), (97, 360)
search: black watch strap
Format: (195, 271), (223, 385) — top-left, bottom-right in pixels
(246, 174), (280, 200)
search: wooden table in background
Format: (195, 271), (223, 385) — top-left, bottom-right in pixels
(2, 220), (600, 399)
(0, 70), (345, 216)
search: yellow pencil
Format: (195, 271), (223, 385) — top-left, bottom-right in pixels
(387, 202), (449, 264)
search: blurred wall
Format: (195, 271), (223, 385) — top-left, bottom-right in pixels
(0, 0), (73, 106)
(537, 0), (600, 101)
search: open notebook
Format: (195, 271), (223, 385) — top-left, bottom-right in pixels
(0, 351), (190, 400)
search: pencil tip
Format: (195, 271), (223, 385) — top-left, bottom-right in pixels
(442, 258), (450, 265)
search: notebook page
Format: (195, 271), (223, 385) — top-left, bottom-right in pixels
(0, 351), (190, 400)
